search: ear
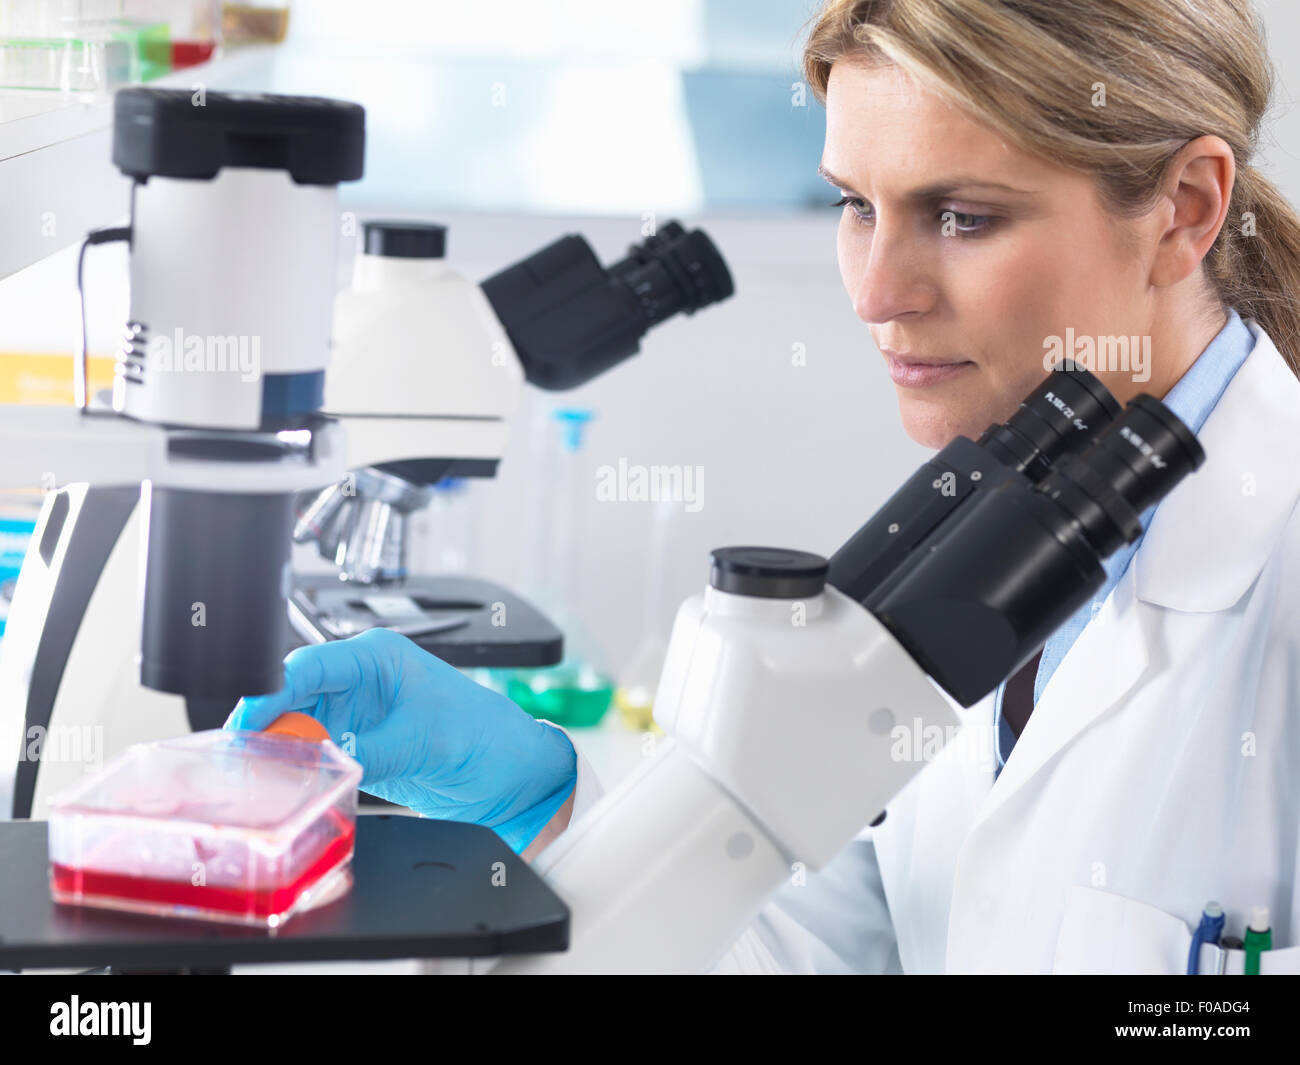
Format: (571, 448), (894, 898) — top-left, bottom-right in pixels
(1149, 135), (1236, 288)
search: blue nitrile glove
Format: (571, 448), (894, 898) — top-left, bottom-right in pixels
(224, 628), (577, 854)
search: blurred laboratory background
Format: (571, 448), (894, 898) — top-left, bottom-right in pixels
(1, 0), (1298, 784)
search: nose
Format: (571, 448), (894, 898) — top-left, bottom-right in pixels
(841, 217), (936, 325)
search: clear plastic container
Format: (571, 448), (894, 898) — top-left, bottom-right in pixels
(0, 0), (187, 93)
(0, 34), (134, 93)
(47, 729), (362, 928)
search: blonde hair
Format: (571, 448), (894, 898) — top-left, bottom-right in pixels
(802, 0), (1300, 378)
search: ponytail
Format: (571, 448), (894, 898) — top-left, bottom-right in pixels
(1209, 165), (1300, 375)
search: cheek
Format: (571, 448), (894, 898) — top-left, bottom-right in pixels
(835, 213), (865, 298)
(990, 217), (1142, 342)
(887, 235), (1074, 443)
(949, 229), (1091, 391)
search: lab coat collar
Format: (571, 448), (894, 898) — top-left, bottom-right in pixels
(956, 320), (1300, 850)
(1133, 318), (1300, 612)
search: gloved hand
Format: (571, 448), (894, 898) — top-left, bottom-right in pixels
(224, 628), (577, 854)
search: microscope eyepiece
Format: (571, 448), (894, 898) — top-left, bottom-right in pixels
(826, 362), (1124, 605)
(607, 223), (735, 327)
(977, 360), (1122, 479)
(480, 223), (735, 391)
(1034, 392), (1207, 557)
(861, 389), (1204, 707)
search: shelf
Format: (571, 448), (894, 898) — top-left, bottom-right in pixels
(0, 92), (110, 162)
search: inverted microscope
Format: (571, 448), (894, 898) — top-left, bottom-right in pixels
(0, 87), (735, 822)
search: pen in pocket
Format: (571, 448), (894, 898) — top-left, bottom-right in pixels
(1244, 906), (1271, 975)
(1188, 901), (1225, 975)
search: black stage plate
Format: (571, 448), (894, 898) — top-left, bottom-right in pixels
(0, 815), (569, 970)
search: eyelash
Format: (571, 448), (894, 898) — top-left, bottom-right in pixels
(830, 195), (997, 236)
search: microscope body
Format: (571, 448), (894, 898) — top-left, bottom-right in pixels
(289, 219), (736, 658)
(492, 563), (957, 974)
(295, 217), (735, 586)
(288, 224), (522, 593)
(327, 227), (523, 473)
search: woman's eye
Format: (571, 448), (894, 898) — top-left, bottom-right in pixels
(831, 195), (873, 225)
(943, 209), (995, 234)
(831, 195), (996, 236)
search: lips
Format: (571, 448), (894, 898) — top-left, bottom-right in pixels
(882, 350), (975, 389)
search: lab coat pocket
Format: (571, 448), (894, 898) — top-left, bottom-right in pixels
(1052, 886), (1190, 974)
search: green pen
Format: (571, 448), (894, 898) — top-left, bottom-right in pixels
(1244, 906), (1271, 975)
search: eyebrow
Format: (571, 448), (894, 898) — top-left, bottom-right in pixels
(817, 163), (1039, 199)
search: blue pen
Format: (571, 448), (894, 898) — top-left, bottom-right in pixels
(1187, 901), (1225, 975)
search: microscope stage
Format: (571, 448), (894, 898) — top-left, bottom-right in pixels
(0, 815), (569, 971)
(289, 574), (564, 668)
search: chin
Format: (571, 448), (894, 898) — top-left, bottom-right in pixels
(898, 399), (967, 450)
(896, 376), (1008, 448)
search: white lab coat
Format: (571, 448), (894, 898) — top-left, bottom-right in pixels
(564, 317), (1300, 974)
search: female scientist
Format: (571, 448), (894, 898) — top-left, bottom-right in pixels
(228, 0), (1300, 973)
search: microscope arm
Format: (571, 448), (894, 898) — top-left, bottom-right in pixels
(0, 405), (345, 495)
